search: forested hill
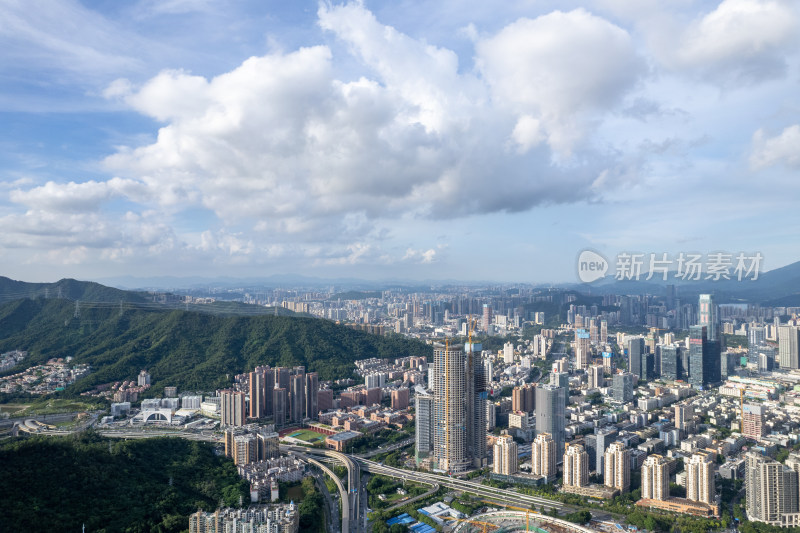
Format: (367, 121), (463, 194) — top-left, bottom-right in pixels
(0, 276), (149, 304)
(0, 298), (431, 394)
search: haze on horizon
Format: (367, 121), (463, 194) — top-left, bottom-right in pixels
(1, 0), (799, 285)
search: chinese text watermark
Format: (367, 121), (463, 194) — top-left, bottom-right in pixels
(577, 251), (763, 283)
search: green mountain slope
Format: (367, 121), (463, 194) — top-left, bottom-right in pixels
(0, 298), (431, 394)
(0, 276), (149, 304)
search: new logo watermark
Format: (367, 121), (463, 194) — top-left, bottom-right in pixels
(577, 250), (609, 283)
(576, 251), (763, 283)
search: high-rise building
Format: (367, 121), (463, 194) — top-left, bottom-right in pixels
(604, 442), (631, 493)
(249, 371), (264, 419)
(482, 304), (492, 333)
(415, 393), (434, 464)
(563, 443), (589, 488)
(535, 384), (565, 456)
(138, 370), (151, 387)
(749, 326), (767, 364)
(778, 326), (800, 370)
(432, 342), (487, 473)
(503, 342), (515, 364)
(612, 372), (634, 403)
(551, 372), (569, 410)
(688, 325), (721, 389)
(742, 404), (766, 439)
(289, 372), (305, 424)
(272, 386), (287, 427)
(465, 341), (488, 469)
(532, 432), (557, 482)
(585, 427), (618, 476)
(660, 345), (680, 381)
(600, 320), (608, 343)
(220, 390), (246, 427)
(698, 294), (719, 341)
(575, 330), (591, 370)
(588, 365), (604, 389)
(686, 452), (715, 505)
(641, 454), (670, 501)
(391, 387), (410, 410)
(628, 338), (644, 379)
(305, 372), (319, 419)
(746, 452), (800, 525)
(512, 384), (536, 413)
(486, 399), (496, 430)
(675, 403), (694, 432)
(493, 435), (518, 475)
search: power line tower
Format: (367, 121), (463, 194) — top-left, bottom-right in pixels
(57, 287), (62, 299)
(74, 301), (80, 319)
(119, 299), (124, 317)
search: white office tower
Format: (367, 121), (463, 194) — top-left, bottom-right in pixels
(493, 435), (518, 475)
(503, 342), (515, 364)
(521, 356), (532, 370)
(532, 432), (557, 482)
(563, 443), (589, 488)
(604, 442), (631, 493)
(428, 365), (435, 390)
(641, 454), (670, 501)
(686, 452), (715, 505)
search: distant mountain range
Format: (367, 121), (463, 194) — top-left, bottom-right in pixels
(567, 259), (800, 305)
(89, 259), (800, 306)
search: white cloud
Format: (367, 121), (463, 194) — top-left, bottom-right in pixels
(674, 0), (799, 83)
(403, 248), (438, 264)
(9, 178), (146, 213)
(476, 8), (645, 155)
(750, 125), (800, 169)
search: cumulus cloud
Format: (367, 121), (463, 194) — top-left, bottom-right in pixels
(97, 3), (640, 231)
(617, 0), (800, 85)
(9, 178), (147, 212)
(1, 3), (655, 268)
(476, 9), (644, 155)
(750, 125), (800, 169)
(675, 0), (798, 83)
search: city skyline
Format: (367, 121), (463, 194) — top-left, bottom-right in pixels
(1, 1), (799, 283)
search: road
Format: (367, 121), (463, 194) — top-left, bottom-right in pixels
(354, 437), (415, 459)
(358, 458), (565, 513)
(98, 429), (577, 528)
(311, 468), (340, 533)
(282, 445), (362, 533)
(292, 451), (348, 533)
(384, 480), (441, 512)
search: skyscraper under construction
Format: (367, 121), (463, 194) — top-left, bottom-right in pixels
(431, 342), (487, 473)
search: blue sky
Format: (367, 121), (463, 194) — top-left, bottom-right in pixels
(1, 0), (799, 284)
